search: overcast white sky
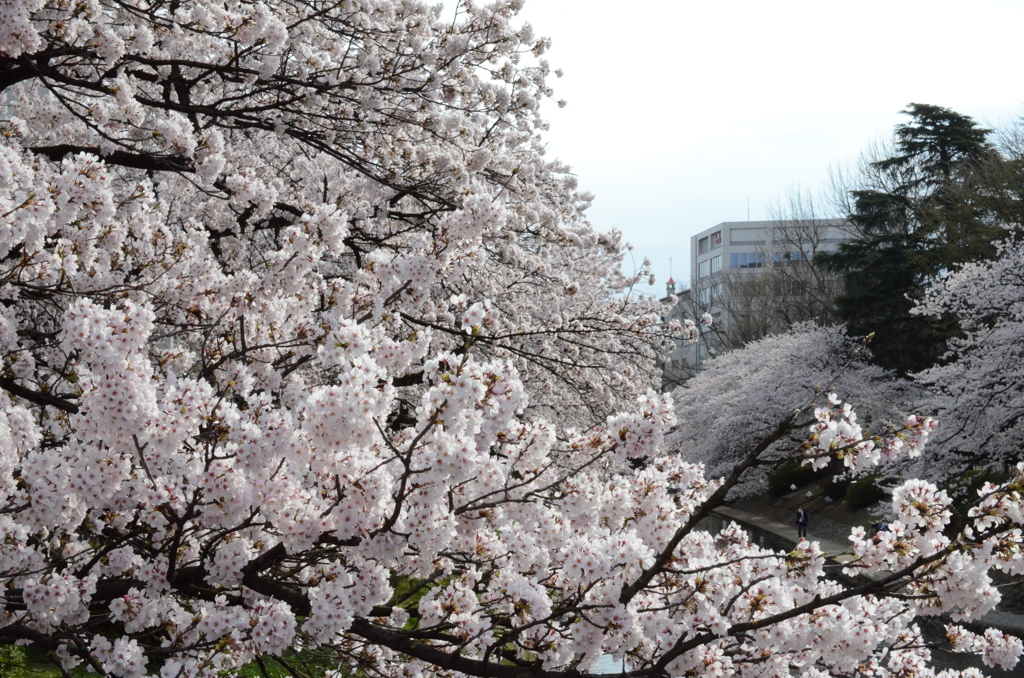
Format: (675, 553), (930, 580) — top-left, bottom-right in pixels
(512, 0), (1024, 291)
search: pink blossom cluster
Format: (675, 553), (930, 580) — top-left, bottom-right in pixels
(88, 636), (148, 678)
(946, 625), (1024, 671)
(805, 394), (937, 473)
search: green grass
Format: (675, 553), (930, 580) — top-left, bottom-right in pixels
(0, 645), (62, 678)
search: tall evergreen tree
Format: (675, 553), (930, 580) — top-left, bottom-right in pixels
(820, 103), (999, 374)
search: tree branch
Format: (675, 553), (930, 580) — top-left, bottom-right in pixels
(619, 414), (798, 605)
(0, 377), (79, 414)
(30, 145), (195, 173)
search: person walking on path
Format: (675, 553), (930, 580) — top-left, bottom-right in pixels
(796, 506), (809, 539)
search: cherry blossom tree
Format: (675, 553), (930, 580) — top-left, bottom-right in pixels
(2, 1), (1024, 677)
(666, 324), (918, 497)
(0, 0), (669, 425)
(909, 235), (1024, 486)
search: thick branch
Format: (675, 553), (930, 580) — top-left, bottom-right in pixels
(30, 145), (195, 173)
(392, 371), (424, 387)
(0, 377), (79, 414)
(0, 56), (35, 93)
(350, 619), (574, 678)
(0, 624), (57, 653)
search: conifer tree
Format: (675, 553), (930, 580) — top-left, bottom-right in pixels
(821, 104), (999, 374)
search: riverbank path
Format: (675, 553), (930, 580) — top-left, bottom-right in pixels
(711, 505), (1024, 637)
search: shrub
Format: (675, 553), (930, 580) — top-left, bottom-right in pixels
(824, 476), (851, 501)
(845, 474), (886, 510)
(769, 460), (831, 497)
(0, 646), (30, 678)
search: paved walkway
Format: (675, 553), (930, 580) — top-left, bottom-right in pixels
(711, 505), (1024, 636)
(713, 505), (854, 560)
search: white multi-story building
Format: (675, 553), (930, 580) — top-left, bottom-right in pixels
(657, 280), (694, 388)
(660, 219), (849, 387)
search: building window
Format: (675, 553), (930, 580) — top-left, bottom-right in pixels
(710, 255), (721, 274)
(698, 237), (709, 254)
(698, 344), (708, 361)
(730, 227), (766, 246)
(774, 249), (812, 264)
(698, 259), (710, 278)
(711, 282), (724, 303)
(697, 286), (711, 307)
(710, 231), (722, 250)
(730, 252), (765, 269)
